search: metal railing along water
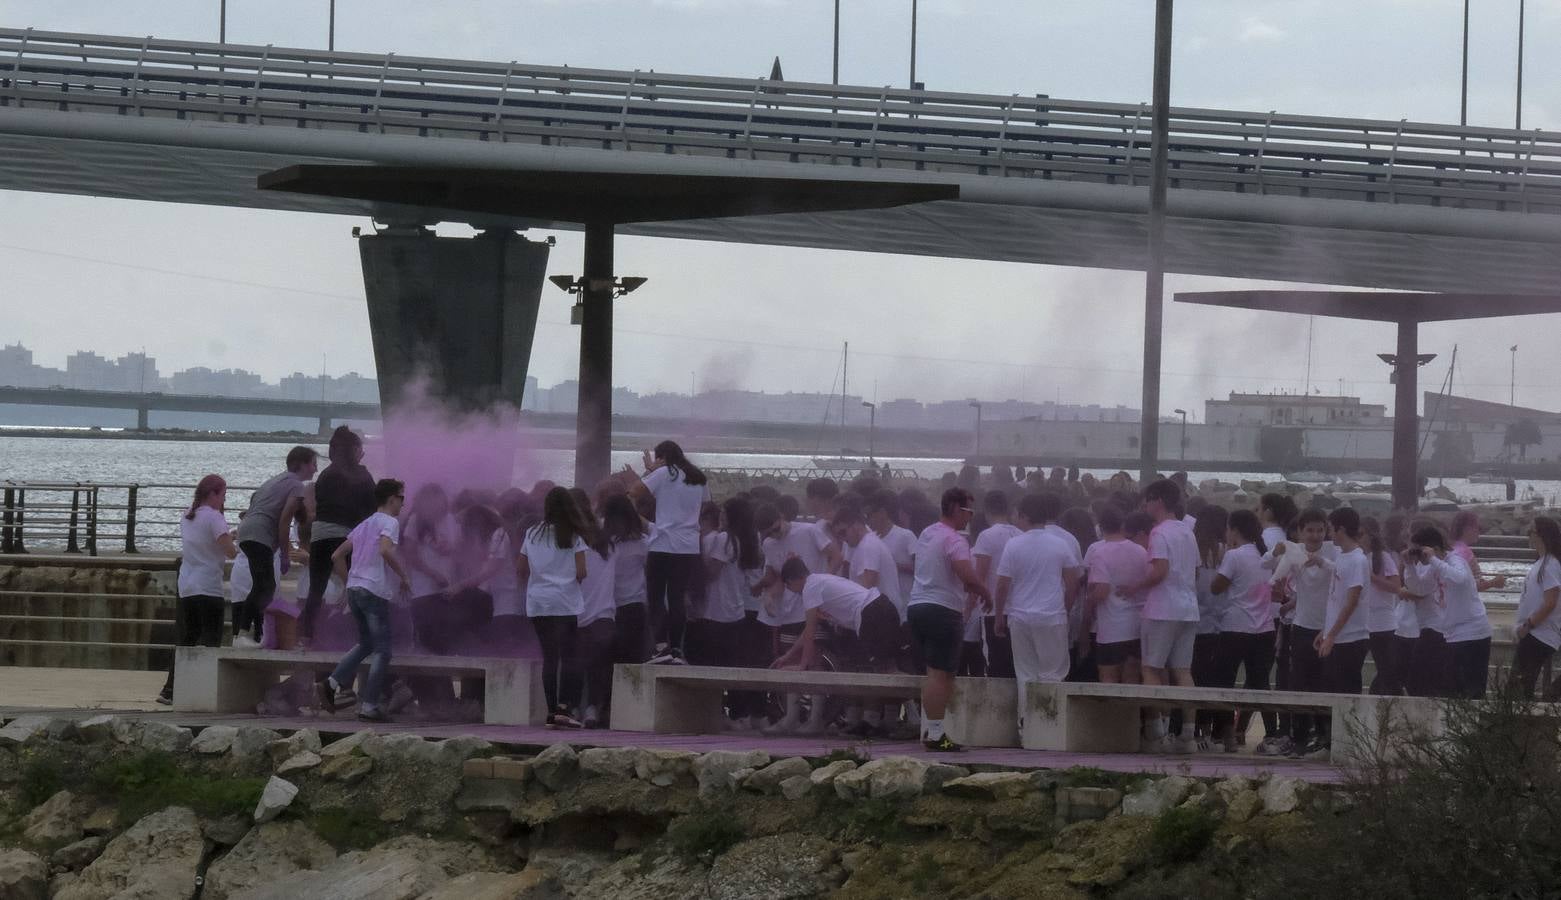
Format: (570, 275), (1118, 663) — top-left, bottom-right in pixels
(2, 28), (1561, 213)
(1, 480), (258, 555)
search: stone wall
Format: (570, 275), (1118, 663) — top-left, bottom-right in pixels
(0, 566), (177, 670)
(0, 713), (1327, 900)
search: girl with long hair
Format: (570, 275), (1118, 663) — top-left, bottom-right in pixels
(622, 440), (711, 664)
(519, 486), (591, 727)
(570, 487), (616, 727)
(1512, 516), (1561, 698)
(1403, 523), (1492, 698)
(1360, 516), (1405, 695)
(159, 475), (237, 705)
(1189, 505), (1229, 747)
(1210, 509), (1275, 752)
(600, 493), (656, 669)
(703, 495), (767, 728)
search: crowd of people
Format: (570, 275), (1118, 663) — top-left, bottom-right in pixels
(161, 427), (1561, 755)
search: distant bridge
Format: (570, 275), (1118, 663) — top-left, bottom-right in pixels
(0, 385), (377, 432)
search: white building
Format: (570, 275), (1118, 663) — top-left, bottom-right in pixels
(1205, 392), (1387, 427)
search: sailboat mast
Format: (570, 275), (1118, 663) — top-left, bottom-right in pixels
(841, 342), (849, 433)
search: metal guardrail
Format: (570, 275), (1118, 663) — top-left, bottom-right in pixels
(1, 480), (257, 555)
(2, 28), (1561, 213)
(705, 466), (918, 482)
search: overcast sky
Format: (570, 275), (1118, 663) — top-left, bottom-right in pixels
(3, 0), (1560, 419)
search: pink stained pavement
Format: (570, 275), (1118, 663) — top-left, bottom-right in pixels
(0, 705), (1344, 784)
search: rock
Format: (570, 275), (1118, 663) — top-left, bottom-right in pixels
(923, 763), (969, 792)
(1213, 775), (1253, 804)
(192, 725), (240, 755)
(578, 747), (639, 780)
(726, 768), (757, 791)
(277, 751), (323, 775)
(43, 718), (78, 742)
(1226, 789), (1262, 824)
(708, 834), (841, 900)
(80, 808), (118, 838)
(22, 790), (92, 844)
(136, 720), (193, 753)
(577, 854), (709, 900)
(202, 815), (251, 847)
(832, 766), (873, 801)
(840, 848), (869, 874)
(267, 729), (322, 765)
(49, 838), (106, 873)
(0, 849), (47, 900)
(318, 731), (370, 758)
(1055, 786), (1123, 824)
(779, 776), (813, 801)
(1260, 776), (1307, 815)
(942, 771), (1036, 801)
(236, 837), (496, 900)
(1121, 775), (1196, 817)
(530, 743), (579, 791)
(48, 873), (78, 897)
(203, 821), (337, 900)
(525, 849), (617, 896)
(320, 755), (374, 785)
(432, 735), (493, 764)
(415, 869), (562, 900)
(846, 756), (929, 801)
(54, 807), (202, 900)
(633, 748), (697, 788)
(253, 777), (299, 824)
(742, 757), (812, 795)
(693, 750), (770, 797)
(0, 715), (51, 746)
(362, 732), (427, 762)
(232, 726), (284, 760)
(808, 760), (856, 788)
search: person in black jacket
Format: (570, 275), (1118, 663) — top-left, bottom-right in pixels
(300, 426), (376, 644)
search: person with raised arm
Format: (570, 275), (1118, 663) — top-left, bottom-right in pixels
(622, 441), (711, 665)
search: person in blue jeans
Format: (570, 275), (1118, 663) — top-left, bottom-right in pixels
(319, 479), (407, 722)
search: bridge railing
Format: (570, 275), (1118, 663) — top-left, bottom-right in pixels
(3, 28), (1561, 213)
(0, 481), (259, 556)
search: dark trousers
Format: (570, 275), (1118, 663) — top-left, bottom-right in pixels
(1213, 630), (1277, 737)
(532, 614), (580, 713)
(577, 617), (617, 714)
(1289, 625), (1324, 744)
(161, 594), (226, 695)
(1408, 629), (1449, 697)
(645, 551), (699, 652)
(614, 602), (650, 665)
(1273, 624), (1293, 736)
(727, 611), (769, 720)
(1513, 633), (1557, 699)
(957, 640), (986, 677)
(300, 535), (346, 640)
(1448, 637), (1492, 700)
(1191, 632), (1222, 733)
(982, 617), (1014, 678)
(1324, 639), (1369, 696)
(236, 540), (276, 640)
(1368, 631), (1402, 695)
(408, 590), (493, 709)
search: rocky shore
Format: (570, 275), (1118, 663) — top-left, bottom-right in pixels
(0, 712), (1327, 899)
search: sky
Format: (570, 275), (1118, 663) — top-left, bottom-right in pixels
(3, 0), (1560, 420)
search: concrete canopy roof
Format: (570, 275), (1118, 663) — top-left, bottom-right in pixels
(1174, 290), (1561, 323)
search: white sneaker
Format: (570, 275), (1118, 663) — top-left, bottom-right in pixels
(231, 635), (261, 649)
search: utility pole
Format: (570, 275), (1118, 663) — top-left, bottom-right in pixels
(1138, 0), (1173, 485)
(909, 0), (918, 88)
(1516, 0), (1525, 129)
(1460, 0), (1470, 126)
(220, 0), (226, 42)
(329, 0), (336, 51)
(832, 0), (840, 84)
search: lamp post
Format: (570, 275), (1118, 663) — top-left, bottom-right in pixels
(548, 270), (648, 486)
(969, 400), (982, 459)
(1511, 344), (1518, 407)
(1174, 408), (1187, 460)
(862, 401), (876, 463)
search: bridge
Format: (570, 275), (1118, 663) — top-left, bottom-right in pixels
(3, 26), (1561, 489)
(0, 385), (378, 433)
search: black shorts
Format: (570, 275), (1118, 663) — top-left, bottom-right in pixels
(907, 603), (963, 674)
(1095, 638), (1141, 667)
(840, 596), (903, 668)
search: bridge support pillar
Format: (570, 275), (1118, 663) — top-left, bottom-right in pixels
(1392, 320), (1419, 512)
(358, 227), (550, 414)
(317, 415), (332, 436)
(135, 406), (149, 432)
(574, 222), (614, 489)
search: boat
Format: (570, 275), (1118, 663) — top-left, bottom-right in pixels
(1468, 473), (1512, 485)
(1282, 471), (1334, 483)
(812, 457), (879, 471)
(1337, 472), (1383, 484)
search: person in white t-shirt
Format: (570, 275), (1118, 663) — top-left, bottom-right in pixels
(704, 496), (768, 730)
(600, 493), (657, 666)
(907, 488), (990, 752)
(803, 478), (844, 575)
(865, 490), (917, 622)
(1359, 516), (1405, 696)
(773, 560), (901, 672)
(320, 479), (407, 722)
(569, 487), (617, 729)
(754, 499), (833, 734)
(159, 475), (239, 705)
(1307, 507), (1370, 755)
(971, 490), (1022, 678)
(518, 486), (592, 728)
(994, 493), (1077, 709)
(1085, 504), (1149, 685)
(834, 507), (905, 617)
(1129, 478), (1200, 753)
(1404, 524), (1492, 700)
(622, 440), (711, 664)
(1209, 509), (1276, 751)
(1512, 516), (1561, 698)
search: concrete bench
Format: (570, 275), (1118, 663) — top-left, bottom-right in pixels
(172, 647), (545, 726)
(609, 664), (1021, 747)
(1021, 681), (1447, 764)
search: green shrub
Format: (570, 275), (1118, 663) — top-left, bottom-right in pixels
(89, 751), (265, 822)
(1149, 806), (1218, 864)
(19, 755), (65, 809)
(307, 807), (391, 850)
(665, 807), (745, 863)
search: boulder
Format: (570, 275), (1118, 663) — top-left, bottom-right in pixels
(253, 777), (299, 824)
(1054, 786), (1123, 824)
(1121, 776), (1196, 817)
(266, 729), (322, 765)
(415, 869), (563, 900)
(807, 760), (856, 788)
(318, 731), (370, 758)
(0, 715), (51, 746)
(432, 736), (494, 764)
(192, 725), (240, 755)
(1259, 776), (1307, 815)
(633, 749), (697, 788)
(277, 751), (323, 775)
(203, 821), (337, 900)
(54, 806), (203, 900)
(708, 834), (841, 900)
(531, 744), (579, 791)
(320, 755), (373, 785)
(942, 771), (1036, 801)
(235, 837), (496, 900)
(49, 838), (106, 873)
(576, 854), (709, 900)
(693, 751), (770, 797)
(1213, 776), (1253, 804)
(779, 776), (813, 801)
(741, 758), (812, 795)
(74, 716), (121, 745)
(202, 815), (252, 847)
(80, 808), (118, 838)
(832, 766), (873, 801)
(1226, 789), (1262, 824)
(578, 747), (639, 780)
(837, 756), (929, 801)
(361, 733), (427, 762)
(923, 763), (970, 792)
(22, 790), (92, 844)
(0, 849), (46, 900)
(136, 720), (193, 753)
(232, 726), (284, 760)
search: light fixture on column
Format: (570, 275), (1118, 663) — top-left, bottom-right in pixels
(550, 274), (647, 323)
(1376, 352), (1436, 384)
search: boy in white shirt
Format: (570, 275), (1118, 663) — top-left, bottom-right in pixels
(994, 493), (1077, 724)
(1130, 478), (1200, 753)
(319, 479), (407, 722)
